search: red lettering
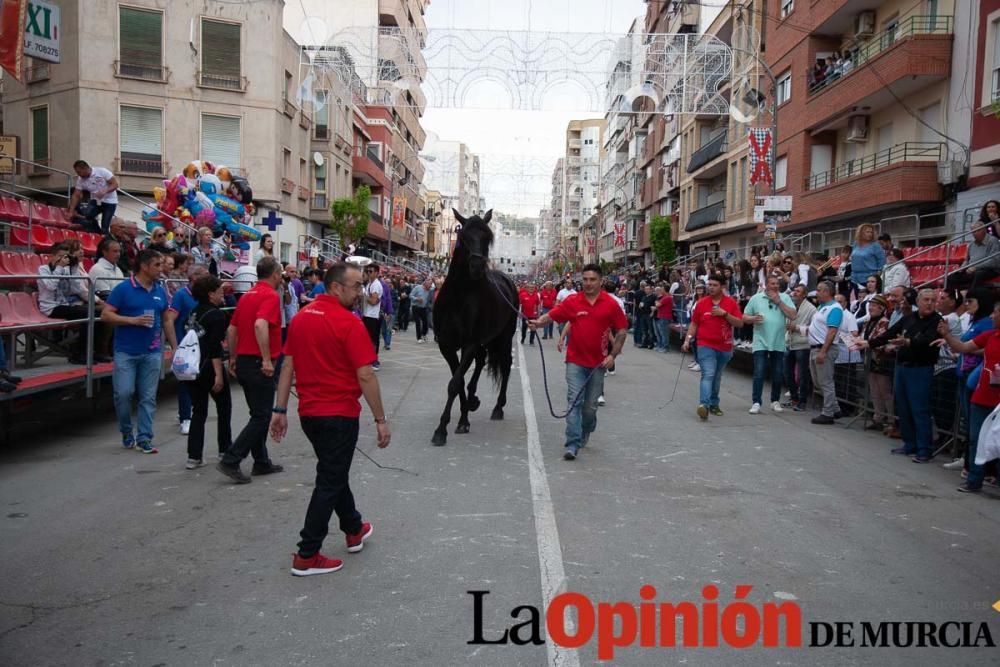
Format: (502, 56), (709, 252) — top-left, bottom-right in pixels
(547, 592), (594, 649)
(639, 585), (657, 647)
(762, 602), (802, 647)
(659, 602), (699, 647)
(702, 584), (719, 647)
(597, 602), (637, 660)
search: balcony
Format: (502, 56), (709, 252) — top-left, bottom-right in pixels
(115, 61), (168, 82)
(312, 194), (328, 210)
(685, 201), (725, 232)
(283, 99), (297, 118)
(299, 112), (312, 131)
(314, 125), (329, 141)
(796, 142), (944, 228)
(805, 16), (952, 130)
(25, 63), (50, 83)
(197, 71), (247, 92)
(281, 178), (295, 195)
(686, 133), (727, 173)
(352, 145), (391, 189)
(569, 138), (582, 149)
(119, 155), (164, 176)
(298, 186), (310, 201)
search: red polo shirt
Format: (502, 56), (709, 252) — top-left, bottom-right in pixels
(232, 282), (282, 359)
(519, 290), (541, 319)
(283, 295), (377, 418)
(547, 291), (628, 368)
(691, 295), (742, 352)
(540, 287), (557, 309)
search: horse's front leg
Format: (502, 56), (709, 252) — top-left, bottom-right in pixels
(432, 347), (461, 446)
(465, 347), (487, 414)
(454, 345), (479, 434)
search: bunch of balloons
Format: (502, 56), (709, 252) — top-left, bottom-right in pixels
(142, 160), (261, 249)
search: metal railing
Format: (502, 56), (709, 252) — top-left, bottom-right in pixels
(808, 15), (953, 96)
(686, 132), (727, 173)
(684, 200), (725, 232)
(806, 142), (945, 190)
(2, 156), (75, 202)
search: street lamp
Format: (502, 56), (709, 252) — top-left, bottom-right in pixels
(388, 153), (436, 258)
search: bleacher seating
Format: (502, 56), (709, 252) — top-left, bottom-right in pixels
(10, 224), (53, 251)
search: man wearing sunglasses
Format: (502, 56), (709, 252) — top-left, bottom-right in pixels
(742, 275), (796, 415)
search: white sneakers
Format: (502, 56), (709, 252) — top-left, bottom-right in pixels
(180, 419), (191, 435)
(185, 458), (204, 470)
(771, 401), (784, 413)
(688, 362), (701, 372)
(597, 395), (606, 406)
(942, 457), (965, 470)
(749, 403), (761, 414)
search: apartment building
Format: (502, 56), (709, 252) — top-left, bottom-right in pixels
(765, 0), (957, 246)
(421, 136), (482, 216)
(3, 0), (355, 264)
(960, 0), (1000, 213)
(562, 119), (605, 260)
(285, 0), (431, 253)
(674, 1), (763, 259)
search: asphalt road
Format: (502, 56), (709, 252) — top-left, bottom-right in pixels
(1, 334), (998, 666)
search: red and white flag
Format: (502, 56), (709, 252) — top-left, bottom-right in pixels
(748, 128), (773, 186)
(613, 222), (626, 248)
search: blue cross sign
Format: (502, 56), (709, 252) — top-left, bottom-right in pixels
(263, 210), (283, 231)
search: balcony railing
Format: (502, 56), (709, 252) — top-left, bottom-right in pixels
(115, 61), (167, 82)
(312, 194), (328, 210)
(25, 63), (50, 83)
(685, 200), (725, 232)
(298, 186), (310, 201)
(805, 141), (946, 190)
(119, 156), (164, 175)
(315, 125), (329, 140)
(299, 112), (312, 131)
(281, 178), (295, 195)
(808, 15), (952, 96)
(370, 210), (384, 225)
(197, 71), (247, 91)
(687, 132), (727, 173)
(365, 146), (384, 170)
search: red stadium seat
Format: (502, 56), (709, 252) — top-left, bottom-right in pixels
(8, 291), (54, 324)
(63, 230), (79, 241)
(80, 233), (100, 256)
(0, 197), (29, 223)
(48, 228), (65, 246)
(21, 253), (42, 274)
(949, 243), (968, 265)
(81, 257), (94, 272)
(10, 225), (53, 251)
(38, 253), (51, 266)
(0, 293), (25, 326)
(1, 251), (27, 276)
(30, 202), (57, 226)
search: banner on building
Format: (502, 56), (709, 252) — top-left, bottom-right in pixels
(392, 196), (405, 228)
(586, 234), (596, 256)
(0, 135), (17, 174)
(23, 0), (58, 63)
(0, 0), (28, 81)
(757, 196), (791, 240)
(613, 222), (626, 248)
(748, 128), (773, 187)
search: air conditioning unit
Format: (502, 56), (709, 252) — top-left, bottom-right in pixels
(846, 115), (870, 143)
(854, 11), (876, 39)
(937, 160), (964, 185)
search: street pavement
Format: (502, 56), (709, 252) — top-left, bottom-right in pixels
(1, 332), (998, 666)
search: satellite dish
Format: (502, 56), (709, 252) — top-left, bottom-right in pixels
(346, 255), (373, 267)
(313, 152), (325, 167)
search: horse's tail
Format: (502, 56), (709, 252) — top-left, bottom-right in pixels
(485, 277), (518, 386)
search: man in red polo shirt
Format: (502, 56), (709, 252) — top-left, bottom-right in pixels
(519, 282), (542, 346)
(529, 264), (628, 460)
(539, 280), (557, 339)
(270, 262), (391, 576)
(217, 256), (285, 483)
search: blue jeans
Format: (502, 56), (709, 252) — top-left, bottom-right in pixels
(895, 365), (933, 458)
(113, 351), (162, 443)
(752, 350), (785, 405)
(696, 347), (733, 408)
(966, 403), (993, 488)
(565, 362), (605, 450)
(77, 200), (117, 235)
(542, 308), (554, 338)
(784, 348), (811, 405)
(177, 382), (192, 421)
(382, 313), (394, 348)
(654, 319), (670, 351)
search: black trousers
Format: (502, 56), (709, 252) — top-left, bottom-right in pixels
(222, 355), (273, 466)
(520, 319), (537, 344)
(49, 304), (93, 357)
(412, 307), (429, 340)
(184, 373), (233, 461)
(363, 316), (381, 356)
(947, 267), (1000, 291)
(297, 415), (363, 558)
(397, 302), (410, 330)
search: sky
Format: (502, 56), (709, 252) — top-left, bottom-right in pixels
(419, 0), (647, 217)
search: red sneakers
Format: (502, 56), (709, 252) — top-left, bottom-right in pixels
(291, 552), (344, 577)
(346, 522), (374, 553)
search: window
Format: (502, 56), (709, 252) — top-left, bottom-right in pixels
(119, 6), (163, 80)
(315, 90), (329, 139)
(280, 242), (291, 264)
(780, 0), (794, 18)
(201, 114), (241, 167)
(283, 71), (293, 102)
(738, 157), (747, 210)
(992, 18), (1000, 103)
(774, 156), (787, 190)
(200, 19), (242, 89)
(776, 71), (791, 105)
(314, 162), (327, 193)
(30, 106), (48, 163)
(300, 158), (307, 190)
(283, 149), (292, 179)
(729, 161), (737, 209)
(120, 106), (163, 174)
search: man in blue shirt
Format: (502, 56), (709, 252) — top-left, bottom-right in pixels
(164, 265), (209, 435)
(101, 249), (178, 453)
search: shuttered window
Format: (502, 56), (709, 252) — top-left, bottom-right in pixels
(120, 106), (163, 173)
(201, 114), (241, 167)
(30, 107), (48, 162)
(314, 90), (329, 138)
(119, 7), (163, 80)
(201, 19), (242, 89)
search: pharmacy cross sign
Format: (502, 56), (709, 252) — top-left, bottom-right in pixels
(262, 209), (283, 231)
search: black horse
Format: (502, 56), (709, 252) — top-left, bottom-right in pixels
(431, 209), (518, 446)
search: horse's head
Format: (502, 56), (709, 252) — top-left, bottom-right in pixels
(452, 209), (493, 280)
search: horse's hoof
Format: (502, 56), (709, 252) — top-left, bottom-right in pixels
(431, 432), (447, 446)
(490, 408), (504, 421)
(467, 396), (481, 412)
(455, 423), (470, 434)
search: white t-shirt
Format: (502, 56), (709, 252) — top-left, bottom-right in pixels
(75, 167), (118, 205)
(556, 287), (575, 304)
(363, 279), (383, 318)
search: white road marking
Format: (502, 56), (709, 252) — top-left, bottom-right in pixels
(517, 341), (580, 667)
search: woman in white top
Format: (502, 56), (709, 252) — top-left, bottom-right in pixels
(253, 233), (274, 264)
(882, 247), (911, 290)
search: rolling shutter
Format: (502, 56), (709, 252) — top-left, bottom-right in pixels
(119, 7), (162, 69)
(31, 108), (48, 161)
(201, 114), (241, 167)
(201, 19), (241, 81)
(120, 106), (162, 158)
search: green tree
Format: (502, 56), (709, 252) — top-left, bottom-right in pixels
(650, 215), (676, 266)
(329, 185), (372, 246)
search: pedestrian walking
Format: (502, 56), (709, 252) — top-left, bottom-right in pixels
(269, 262), (391, 576)
(519, 283), (541, 345)
(528, 264), (627, 461)
(362, 264), (384, 369)
(682, 273), (744, 420)
(410, 277), (432, 342)
(217, 257), (285, 483)
(100, 249), (178, 453)
(539, 281), (557, 339)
